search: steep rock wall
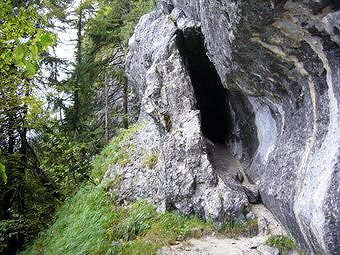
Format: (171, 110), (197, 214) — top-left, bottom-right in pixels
(105, 11), (249, 223)
(105, 1), (339, 254)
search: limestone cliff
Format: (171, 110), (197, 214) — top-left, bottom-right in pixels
(104, 1), (339, 254)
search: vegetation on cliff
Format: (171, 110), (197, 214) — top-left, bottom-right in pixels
(0, 0), (154, 253)
(19, 126), (259, 255)
(19, 126), (211, 255)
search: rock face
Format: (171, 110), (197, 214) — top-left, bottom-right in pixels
(104, 0), (340, 254)
(105, 11), (249, 222)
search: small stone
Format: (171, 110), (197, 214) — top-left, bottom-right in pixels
(258, 216), (269, 236)
(246, 211), (256, 220)
(248, 240), (261, 249)
(243, 184), (261, 204)
(189, 227), (203, 239)
(169, 239), (178, 246)
(236, 171), (244, 183)
(257, 244), (280, 255)
(111, 241), (123, 247)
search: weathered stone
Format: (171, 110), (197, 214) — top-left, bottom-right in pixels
(257, 245), (280, 255)
(243, 184), (261, 204)
(104, 0), (340, 254)
(143, 1), (338, 254)
(246, 211), (256, 221)
(258, 216), (270, 236)
(104, 10), (249, 223)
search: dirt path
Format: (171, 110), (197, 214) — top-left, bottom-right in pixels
(160, 205), (296, 255)
(161, 142), (299, 255)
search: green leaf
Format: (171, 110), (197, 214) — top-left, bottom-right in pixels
(13, 44), (26, 66)
(0, 163), (7, 184)
(29, 44), (39, 61)
(25, 61), (39, 77)
(39, 32), (57, 50)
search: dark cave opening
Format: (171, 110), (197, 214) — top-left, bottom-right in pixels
(176, 28), (232, 144)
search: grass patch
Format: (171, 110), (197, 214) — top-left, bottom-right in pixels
(107, 200), (213, 254)
(91, 124), (141, 184)
(19, 184), (114, 255)
(167, 15), (177, 26)
(116, 145), (132, 167)
(19, 122), (262, 255)
(19, 189), (213, 255)
(266, 235), (299, 254)
(220, 219), (258, 238)
(142, 151), (158, 170)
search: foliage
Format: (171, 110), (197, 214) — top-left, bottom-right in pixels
(70, 0), (156, 136)
(0, 1), (56, 78)
(0, 169), (59, 255)
(119, 0), (156, 48)
(0, 162), (7, 185)
(0, 0), (56, 138)
(19, 186), (212, 255)
(34, 121), (104, 197)
(18, 184), (112, 255)
(13, 30), (56, 77)
(0, 0), (58, 253)
(266, 235), (298, 254)
(0, 0), (155, 253)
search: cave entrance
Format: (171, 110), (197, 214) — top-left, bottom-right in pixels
(177, 28), (232, 144)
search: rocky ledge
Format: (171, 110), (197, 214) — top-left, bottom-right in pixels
(104, 1), (339, 254)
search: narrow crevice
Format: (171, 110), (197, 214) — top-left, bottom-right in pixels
(176, 28), (232, 144)
(176, 28), (259, 188)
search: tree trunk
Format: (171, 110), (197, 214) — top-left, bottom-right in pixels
(74, 1), (83, 131)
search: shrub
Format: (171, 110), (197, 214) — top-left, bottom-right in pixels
(266, 235), (298, 254)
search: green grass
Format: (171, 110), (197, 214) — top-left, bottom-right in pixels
(19, 186), (212, 255)
(19, 122), (261, 255)
(266, 235), (299, 254)
(106, 200), (214, 254)
(20, 191), (260, 255)
(91, 125), (141, 184)
(220, 219), (258, 238)
(19, 185), (113, 255)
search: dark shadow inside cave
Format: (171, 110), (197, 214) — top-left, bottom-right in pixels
(176, 28), (232, 144)
(175, 27), (260, 189)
